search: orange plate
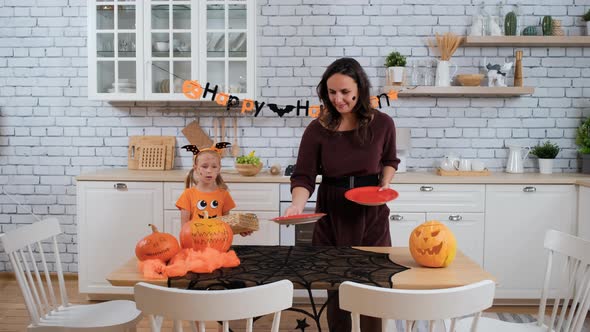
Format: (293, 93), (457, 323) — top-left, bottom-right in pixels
(344, 186), (399, 206)
(271, 213), (326, 225)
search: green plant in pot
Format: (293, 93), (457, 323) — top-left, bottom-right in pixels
(584, 9), (590, 36)
(576, 117), (590, 174)
(385, 51), (407, 86)
(235, 150), (263, 176)
(530, 141), (560, 174)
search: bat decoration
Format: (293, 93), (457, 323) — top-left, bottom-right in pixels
(181, 142), (232, 156)
(267, 104), (295, 117)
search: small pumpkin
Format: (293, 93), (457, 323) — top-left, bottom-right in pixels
(135, 224), (181, 262)
(180, 211), (233, 252)
(408, 221), (456, 268)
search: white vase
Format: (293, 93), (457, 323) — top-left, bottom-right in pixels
(587, 21), (590, 36)
(387, 66), (405, 85)
(538, 158), (554, 174)
(435, 60), (458, 87)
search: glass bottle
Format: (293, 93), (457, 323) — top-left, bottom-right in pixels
(410, 61), (419, 86)
(422, 60), (434, 86)
(478, 3), (489, 36)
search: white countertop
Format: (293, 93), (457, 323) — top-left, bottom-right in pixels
(75, 168), (590, 186)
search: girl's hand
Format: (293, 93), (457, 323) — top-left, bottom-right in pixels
(284, 204), (303, 217)
(239, 231), (253, 237)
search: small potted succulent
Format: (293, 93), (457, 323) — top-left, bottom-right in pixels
(584, 9), (590, 36)
(576, 117), (590, 174)
(385, 51), (407, 86)
(530, 141), (560, 174)
(235, 150), (263, 176)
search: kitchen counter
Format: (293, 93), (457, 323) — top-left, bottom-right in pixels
(75, 168), (590, 185)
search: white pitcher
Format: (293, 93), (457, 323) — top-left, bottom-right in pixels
(505, 145), (530, 173)
(435, 60), (458, 87)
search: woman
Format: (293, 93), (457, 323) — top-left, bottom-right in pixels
(284, 57), (400, 332)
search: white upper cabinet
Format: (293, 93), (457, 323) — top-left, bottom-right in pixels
(88, 0), (256, 101)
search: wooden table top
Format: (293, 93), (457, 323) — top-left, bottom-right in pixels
(107, 246), (495, 290)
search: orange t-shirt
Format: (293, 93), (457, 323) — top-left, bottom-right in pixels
(175, 188), (236, 220)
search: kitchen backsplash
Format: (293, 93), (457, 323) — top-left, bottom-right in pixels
(0, 0), (589, 271)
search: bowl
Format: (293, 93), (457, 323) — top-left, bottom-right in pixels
(155, 42), (169, 52)
(235, 163), (263, 177)
(455, 74), (484, 86)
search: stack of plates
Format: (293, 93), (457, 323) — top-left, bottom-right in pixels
(107, 79), (136, 93)
(159, 79), (170, 93)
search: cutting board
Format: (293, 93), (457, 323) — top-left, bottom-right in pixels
(128, 136), (176, 170)
(182, 120), (213, 148)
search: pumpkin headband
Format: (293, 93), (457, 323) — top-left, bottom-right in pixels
(181, 142), (231, 157)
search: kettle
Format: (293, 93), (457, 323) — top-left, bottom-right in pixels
(505, 145), (530, 173)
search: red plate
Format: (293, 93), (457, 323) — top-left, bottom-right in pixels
(344, 186), (399, 206)
(271, 213), (326, 225)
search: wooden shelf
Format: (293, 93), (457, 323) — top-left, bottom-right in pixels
(463, 36), (590, 47)
(382, 86), (535, 97)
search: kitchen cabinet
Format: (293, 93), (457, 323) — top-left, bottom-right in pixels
(77, 181), (163, 296)
(88, 0), (256, 101)
(578, 186), (590, 240)
(484, 185), (576, 299)
(388, 184), (485, 265)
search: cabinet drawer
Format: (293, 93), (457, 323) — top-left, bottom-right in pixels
(164, 182), (186, 210)
(427, 212), (484, 266)
(389, 184), (485, 213)
(389, 212), (426, 247)
(227, 183), (279, 211)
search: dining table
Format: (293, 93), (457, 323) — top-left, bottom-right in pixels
(108, 246), (495, 331)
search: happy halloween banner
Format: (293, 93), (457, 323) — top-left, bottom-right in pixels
(182, 80), (398, 117)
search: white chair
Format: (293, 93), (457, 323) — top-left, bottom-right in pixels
(339, 279), (496, 332)
(134, 279), (294, 332)
(0, 218), (142, 331)
(456, 229), (590, 332)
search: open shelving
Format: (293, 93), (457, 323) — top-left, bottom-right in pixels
(381, 86), (535, 97)
(463, 36), (590, 47)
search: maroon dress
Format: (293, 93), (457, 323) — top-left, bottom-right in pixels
(291, 110), (400, 247)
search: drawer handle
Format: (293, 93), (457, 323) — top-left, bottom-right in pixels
(448, 215), (462, 222)
(523, 186), (536, 193)
(114, 183), (128, 191)
(390, 215), (404, 221)
(420, 186), (434, 192)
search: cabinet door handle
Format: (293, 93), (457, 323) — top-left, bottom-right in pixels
(448, 214), (462, 222)
(523, 186), (536, 193)
(420, 186), (434, 192)
(114, 183), (128, 191)
(390, 215), (404, 221)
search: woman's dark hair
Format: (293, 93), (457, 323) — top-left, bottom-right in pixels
(317, 57), (375, 144)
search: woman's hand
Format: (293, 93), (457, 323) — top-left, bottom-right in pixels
(239, 231), (253, 237)
(284, 204), (303, 217)
(378, 183), (390, 191)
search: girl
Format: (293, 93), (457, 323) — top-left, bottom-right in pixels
(176, 143), (236, 224)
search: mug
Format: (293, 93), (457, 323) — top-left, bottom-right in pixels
(472, 160), (485, 172)
(458, 159), (471, 171)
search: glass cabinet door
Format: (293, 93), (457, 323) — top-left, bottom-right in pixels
(90, 1), (143, 99)
(202, 0), (253, 98)
(146, 0), (196, 100)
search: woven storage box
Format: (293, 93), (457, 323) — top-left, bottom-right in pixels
(221, 213), (260, 234)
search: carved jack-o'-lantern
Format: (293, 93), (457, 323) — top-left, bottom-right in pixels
(180, 211), (233, 252)
(135, 224), (181, 262)
(409, 220), (456, 268)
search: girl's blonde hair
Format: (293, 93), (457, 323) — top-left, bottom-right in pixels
(184, 150), (228, 190)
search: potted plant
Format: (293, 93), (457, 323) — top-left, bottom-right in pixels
(235, 150), (263, 176)
(584, 9), (590, 36)
(576, 117), (590, 174)
(530, 141), (560, 174)
(384, 51), (407, 86)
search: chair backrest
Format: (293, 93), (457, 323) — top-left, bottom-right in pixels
(537, 229), (590, 332)
(134, 279), (294, 332)
(339, 279), (495, 332)
(0, 218), (69, 326)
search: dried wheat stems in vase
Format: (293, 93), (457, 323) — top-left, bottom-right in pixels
(428, 32), (463, 61)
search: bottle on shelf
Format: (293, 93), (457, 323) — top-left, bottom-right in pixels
(514, 50), (523, 87)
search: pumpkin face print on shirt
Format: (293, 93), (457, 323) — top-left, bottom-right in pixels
(175, 188), (236, 222)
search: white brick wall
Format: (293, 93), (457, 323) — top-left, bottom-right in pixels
(0, 0), (589, 272)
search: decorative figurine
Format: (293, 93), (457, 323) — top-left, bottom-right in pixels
(486, 62), (513, 87)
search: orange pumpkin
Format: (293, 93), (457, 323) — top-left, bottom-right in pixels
(135, 224), (181, 262)
(180, 211), (233, 252)
(409, 220), (456, 268)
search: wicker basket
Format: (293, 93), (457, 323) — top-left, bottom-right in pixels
(455, 74), (484, 86)
(235, 162), (263, 176)
(221, 213), (260, 234)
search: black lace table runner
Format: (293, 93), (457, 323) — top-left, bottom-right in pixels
(169, 246), (408, 291)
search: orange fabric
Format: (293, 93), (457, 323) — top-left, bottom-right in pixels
(176, 188), (236, 220)
(138, 248), (241, 279)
